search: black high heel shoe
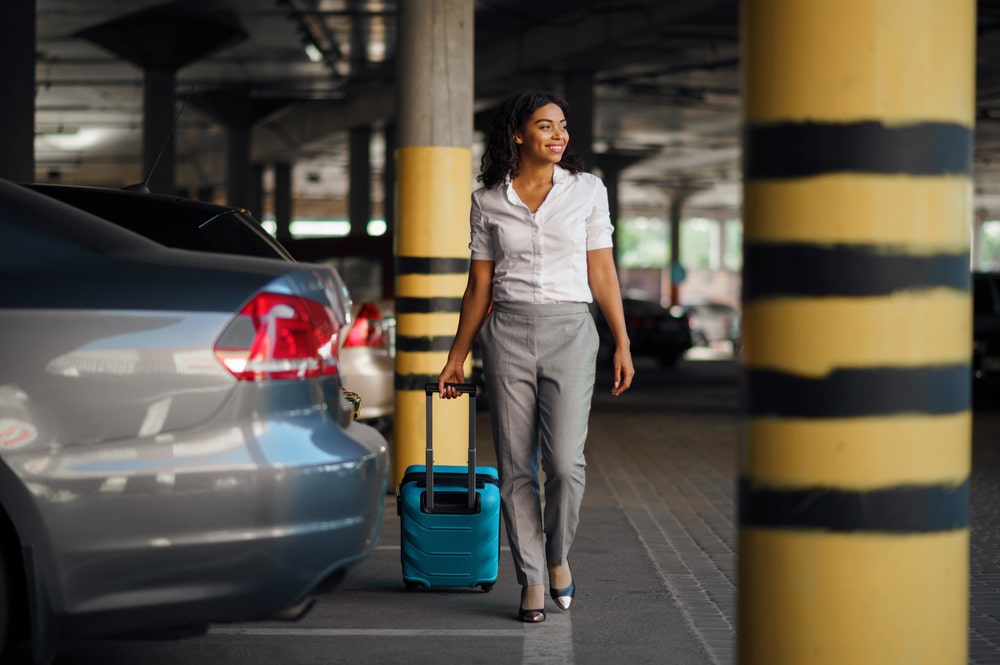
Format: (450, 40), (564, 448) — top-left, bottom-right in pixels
(518, 587), (546, 623)
(518, 606), (546, 623)
(550, 580), (575, 611)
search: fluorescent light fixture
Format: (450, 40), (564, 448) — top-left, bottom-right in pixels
(291, 220), (350, 237)
(304, 43), (323, 62)
(38, 128), (109, 151)
(260, 219), (387, 239)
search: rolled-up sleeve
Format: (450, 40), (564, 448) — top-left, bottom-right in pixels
(585, 177), (614, 251)
(468, 192), (494, 260)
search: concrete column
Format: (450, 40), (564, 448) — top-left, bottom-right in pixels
(383, 123), (397, 239)
(187, 90), (286, 209)
(349, 0), (368, 76)
(350, 126), (372, 237)
(274, 162), (293, 244)
(740, 2), (974, 663)
(667, 192), (688, 306)
(393, 0), (474, 484)
(714, 219), (729, 270)
(604, 163), (622, 245)
(668, 196), (681, 305)
(0, 0), (35, 183)
(76, 4), (247, 194)
(598, 149), (653, 266)
(381, 124), (398, 300)
(712, 218), (724, 270)
(226, 124), (251, 209)
(143, 68), (177, 194)
(249, 163), (265, 220)
(565, 72), (596, 172)
(972, 211), (985, 270)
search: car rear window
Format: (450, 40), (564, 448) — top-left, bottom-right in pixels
(199, 211), (294, 261)
(24, 184), (291, 261)
(1, 182), (161, 265)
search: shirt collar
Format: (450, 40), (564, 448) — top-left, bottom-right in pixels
(503, 166), (572, 203)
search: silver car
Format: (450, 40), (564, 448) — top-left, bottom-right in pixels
(24, 183), (395, 434)
(0, 180), (388, 658)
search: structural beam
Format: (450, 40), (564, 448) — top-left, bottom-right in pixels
(233, 1), (724, 165)
(0, 0), (35, 183)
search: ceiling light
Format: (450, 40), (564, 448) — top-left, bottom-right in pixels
(304, 43), (323, 62)
(38, 128), (109, 151)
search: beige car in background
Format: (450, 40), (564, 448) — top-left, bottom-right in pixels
(340, 299), (395, 434)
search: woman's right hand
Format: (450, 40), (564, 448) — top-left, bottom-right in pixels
(437, 363), (466, 399)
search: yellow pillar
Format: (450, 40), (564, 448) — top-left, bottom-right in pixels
(739, 1), (974, 663)
(393, 0), (474, 487)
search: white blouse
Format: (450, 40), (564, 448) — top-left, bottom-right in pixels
(468, 167), (614, 304)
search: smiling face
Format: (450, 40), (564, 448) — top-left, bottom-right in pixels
(514, 102), (569, 166)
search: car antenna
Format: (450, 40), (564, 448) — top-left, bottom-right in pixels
(122, 86), (194, 194)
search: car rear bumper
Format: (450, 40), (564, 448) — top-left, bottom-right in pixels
(7, 388), (389, 640)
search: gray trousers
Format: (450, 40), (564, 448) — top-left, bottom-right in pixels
(479, 301), (599, 586)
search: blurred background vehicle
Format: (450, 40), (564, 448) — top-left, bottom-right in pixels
(594, 298), (692, 368)
(974, 271), (1000, 383)
(683, 301), (740, 350)
(0, 179), (388, 659)
(340, 299), (395, 431)
(24, 183), (395, 433)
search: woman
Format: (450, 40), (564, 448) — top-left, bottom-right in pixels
(437, 89), (634, 623)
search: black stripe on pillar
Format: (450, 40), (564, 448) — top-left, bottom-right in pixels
(742, 244), (970, 301)
(396, 373), (444, 391)
(744, 121), (972, 179)
(394, 296), (464, 315)
(396, 256), (470, 275)
(396, 335), (455, 352)
(738, 476), (969, 532)
(745, 365), (970, 418)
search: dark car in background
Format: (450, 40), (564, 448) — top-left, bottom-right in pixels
(0, 180), (388, 659)
(24, 183), (395, 430)
(683, 301), (740, 349)
(974, 271), (1000, 384)
(594, 298), (692, 367)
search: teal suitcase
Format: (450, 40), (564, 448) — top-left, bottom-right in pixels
(397, 383), (500, 592)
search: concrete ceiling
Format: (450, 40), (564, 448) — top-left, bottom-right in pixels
(33, 0), (1000, 219)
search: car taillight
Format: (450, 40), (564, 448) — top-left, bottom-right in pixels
(214, 292), (340, 381)
(344, 302), (385, 348)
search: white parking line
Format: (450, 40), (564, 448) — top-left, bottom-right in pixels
(209, 609), (576, 665)
(209, 627), (524, 638)
(375, 545), (513, 551)
(277, 546), (573, 663)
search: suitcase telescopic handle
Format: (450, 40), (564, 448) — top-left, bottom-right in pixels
(424, 383), (477, 396)
(424, 382), (478, 512)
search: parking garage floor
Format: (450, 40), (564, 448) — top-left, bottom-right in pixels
(33, 353), (1000, 665)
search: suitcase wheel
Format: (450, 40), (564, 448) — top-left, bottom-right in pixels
(478, 583), (494, 593)
(405, 582), (426, 592)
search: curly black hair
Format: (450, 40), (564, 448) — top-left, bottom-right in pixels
(478, 89), (586, 189)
